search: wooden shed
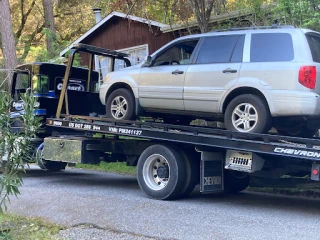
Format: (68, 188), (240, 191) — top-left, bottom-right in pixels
(60, 11), (175, 75)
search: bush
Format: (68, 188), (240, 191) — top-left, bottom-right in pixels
(0, 91), (41, 214)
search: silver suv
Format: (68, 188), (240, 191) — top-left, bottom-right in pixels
(99, 26), (320, 137)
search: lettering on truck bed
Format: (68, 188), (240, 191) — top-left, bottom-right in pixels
(274, 147), (320, 158)
(108, 127), (142, 136)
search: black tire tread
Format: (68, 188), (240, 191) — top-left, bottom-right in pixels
(42, 161), (67, 171)
(178, 150), (199, 198)
(224, 170), (250, 194)
(137, 144), (187, 200)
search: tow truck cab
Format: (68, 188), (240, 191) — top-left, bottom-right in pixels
(11, 62), (105, 123)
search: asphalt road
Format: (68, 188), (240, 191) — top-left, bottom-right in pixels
(6, 166), (320, 240)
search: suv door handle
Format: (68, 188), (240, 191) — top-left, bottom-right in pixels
(223, 69), (237, 74)
(172, 70), (184, 75)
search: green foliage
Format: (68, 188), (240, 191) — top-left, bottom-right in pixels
(274, 0), (320, 31)
(4, 0), (320, 66)
(212, 0), (320, 32)
(0, 92), (41, 214)
(0, 214), (62, 240)
(25, 28), (68, 63)
(0, 70), (9, 92)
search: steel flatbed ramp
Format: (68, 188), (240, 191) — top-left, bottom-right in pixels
(46, 116), (320, 162)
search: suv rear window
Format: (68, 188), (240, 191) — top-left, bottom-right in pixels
(306, 33), (320, 63)
(250, 33), (294, 62)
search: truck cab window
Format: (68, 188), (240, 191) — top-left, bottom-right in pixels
(32, 75), (49, 94)
(15, 73), (29, 89)
(12, 72), (29, 100)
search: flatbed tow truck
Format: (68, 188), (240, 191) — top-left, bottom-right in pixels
(41, 44), (320, 200)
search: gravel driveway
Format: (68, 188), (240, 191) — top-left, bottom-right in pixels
(6, 166), (320, 240)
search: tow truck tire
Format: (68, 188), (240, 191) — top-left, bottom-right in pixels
(224, 170), (250, 194)
(137, 144), (187, 200)
(41, 161), (67, 171)
(36, 144), (67, 171)
(179, 150), (199, 197)
(106, 88), (135, 120)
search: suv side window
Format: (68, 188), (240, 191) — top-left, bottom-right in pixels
(250, 33), (294, 62)
(231, 35), (245, 62)
(196, 35), (244, 64)
(153, 40), (199, 66)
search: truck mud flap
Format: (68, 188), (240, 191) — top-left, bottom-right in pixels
(200, 152), (224, 193)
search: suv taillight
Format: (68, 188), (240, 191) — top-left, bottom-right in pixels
(299, 66), (316, 89)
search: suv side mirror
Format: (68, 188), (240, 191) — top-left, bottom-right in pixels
(142, 55), (153, 67)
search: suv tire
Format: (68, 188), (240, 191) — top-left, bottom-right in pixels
(224, 94), (271, 134)
(106, 88), (135, 120)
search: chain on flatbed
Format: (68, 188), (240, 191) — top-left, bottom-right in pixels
(46, 116), (320, 162)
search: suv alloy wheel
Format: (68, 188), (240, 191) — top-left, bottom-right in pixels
(106, 88), (135, 120)
(224, 94), (271, 134)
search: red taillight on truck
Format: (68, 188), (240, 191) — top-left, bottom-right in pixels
(299, 66), (316, 89)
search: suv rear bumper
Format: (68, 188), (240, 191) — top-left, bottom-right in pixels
(270, 91), (320, 116)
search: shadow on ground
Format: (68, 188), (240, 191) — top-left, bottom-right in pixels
(22, 167), (320, 216)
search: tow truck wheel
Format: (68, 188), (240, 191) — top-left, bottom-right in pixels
(106, 88), (135, 120)
(224, 170), (250, 194)
(36, 144), (67, 171)
(137, 145), (187, 200)
(179, 150), (199, 197)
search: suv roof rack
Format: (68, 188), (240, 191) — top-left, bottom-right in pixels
(212, 25), (295, 32)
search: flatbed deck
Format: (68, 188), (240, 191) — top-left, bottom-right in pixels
(46, 115), (320, 163)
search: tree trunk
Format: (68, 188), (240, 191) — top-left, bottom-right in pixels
(188, 0), (215, 33)
(42, 0), (56, 57)
(0, 0), (18, 89)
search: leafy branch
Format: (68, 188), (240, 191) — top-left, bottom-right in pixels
(0, 91), (41, 214)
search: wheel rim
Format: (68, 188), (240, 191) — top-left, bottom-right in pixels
(142, 154), (170, 191)
(231, 103), (258, 132)
(110, 96), (128, 119)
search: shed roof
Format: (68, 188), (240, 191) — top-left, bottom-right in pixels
(60, 11), (169, 57)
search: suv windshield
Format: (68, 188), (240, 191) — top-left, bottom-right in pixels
(306, 33), (320, 63)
